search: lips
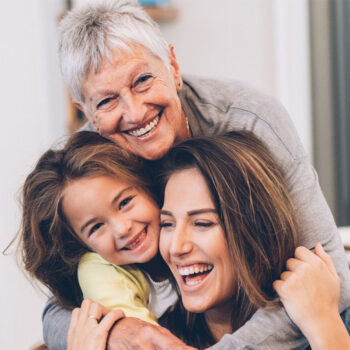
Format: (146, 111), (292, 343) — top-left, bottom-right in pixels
(177, 263), (213, 286)
(123, 227), (147, 250)
(126, 113), (161, 137)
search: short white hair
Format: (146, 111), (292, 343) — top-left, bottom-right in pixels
(59, 0), (170, 103)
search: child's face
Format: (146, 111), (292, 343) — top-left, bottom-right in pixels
(62, 175), (160, 265)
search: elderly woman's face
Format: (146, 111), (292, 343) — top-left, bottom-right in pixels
(159, 168), (235, 314)
(78, 45), (188, 160)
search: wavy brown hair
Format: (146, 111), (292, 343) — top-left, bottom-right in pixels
(157, 131), (297, 348)
(18, 131), (150, 309)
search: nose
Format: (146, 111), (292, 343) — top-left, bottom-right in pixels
(169, 224), (193, 257)
(120, 89), (147, 125)
(110, 216), (132, 241)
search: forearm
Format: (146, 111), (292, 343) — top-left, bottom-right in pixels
(42, 297), (70, 350)
(303, 311), (350, 350)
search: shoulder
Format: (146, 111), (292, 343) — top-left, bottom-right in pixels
(181, 75), (306, 168)
(78, 252), (146, 285)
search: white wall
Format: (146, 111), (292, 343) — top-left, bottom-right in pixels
(1, 1), (311, 349)
(0, 1), (67, 349)
(160, 0), (312, 156)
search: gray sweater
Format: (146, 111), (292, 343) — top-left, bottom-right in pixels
(43, 75), (350, 349)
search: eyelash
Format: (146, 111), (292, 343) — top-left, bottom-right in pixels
(195, 222), (214, 227)
(89, 222), (103, 236)
(97, 96), (117, 109)
(159, 222), (173, 228)
(159, 221), (214, 228)
(119, 196), (134, 210)
(135, 74), (153, 85)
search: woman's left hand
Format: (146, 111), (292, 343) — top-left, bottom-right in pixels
(67, 299), (125, 350)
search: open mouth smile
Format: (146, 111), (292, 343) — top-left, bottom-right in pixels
(178, 263), (213, 286)
(126, 112), (161, 137)
(123, 227), (148, 250)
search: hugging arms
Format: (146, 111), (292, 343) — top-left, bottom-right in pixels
(20, 130), (350, 349)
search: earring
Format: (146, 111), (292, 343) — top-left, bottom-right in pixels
(178, 82), (181, 87)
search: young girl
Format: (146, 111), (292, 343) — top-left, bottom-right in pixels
(19, 131), (176, 325)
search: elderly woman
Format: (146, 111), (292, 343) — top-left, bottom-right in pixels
(44, 0), (350, 349)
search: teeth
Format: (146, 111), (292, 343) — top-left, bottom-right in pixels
(178, 264), (213, 276)
(127, 115), (160, 137)
(125, 231), (146, 250)
(186, 280), (200, 286)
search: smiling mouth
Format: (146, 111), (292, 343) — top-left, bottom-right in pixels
(123, 227), (148, 250)
(178, 263), (213, 286)
(126, 112), (161, 137)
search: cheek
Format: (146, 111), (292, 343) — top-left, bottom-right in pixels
(159, 233), (170, 261)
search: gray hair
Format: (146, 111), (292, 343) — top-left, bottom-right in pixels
(59, 0), (170, 104)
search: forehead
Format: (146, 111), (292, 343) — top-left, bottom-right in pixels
(163, 168), (214, 210)
(82, 45), (166, 101)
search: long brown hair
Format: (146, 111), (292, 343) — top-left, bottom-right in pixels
(157, 131), (297, 348)
(18, 131), (150, 309)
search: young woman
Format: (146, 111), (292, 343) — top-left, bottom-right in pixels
(156, 132), (349, 349)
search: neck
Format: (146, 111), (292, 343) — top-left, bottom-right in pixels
(204, 302), (234, 342)
(139, 252), (170, 282)
(176, 110), (191, 143)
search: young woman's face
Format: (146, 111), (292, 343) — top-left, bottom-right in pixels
(62, 175), (160, 265)
(159, 168), (235, 314)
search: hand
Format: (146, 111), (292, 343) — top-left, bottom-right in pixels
(273, 243), (349, 349)
(273, 243), (340, 331)
(107, 316), (197, 350)
(67, 299), (125, 350)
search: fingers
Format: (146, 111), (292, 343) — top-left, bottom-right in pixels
(315, 243), (338, 277)
(100, 310), (125, 331)
(67, 300), (126, 350)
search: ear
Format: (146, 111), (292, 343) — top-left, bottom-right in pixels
(73, 100), (97, 129)
(168, 44), (182, 90)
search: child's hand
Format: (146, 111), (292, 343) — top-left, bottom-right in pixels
(68, 299), (125, 350)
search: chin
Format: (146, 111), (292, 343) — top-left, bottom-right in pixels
(182, 300), (208, 314)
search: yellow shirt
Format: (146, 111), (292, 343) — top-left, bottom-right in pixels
(78, 252), (158, 325)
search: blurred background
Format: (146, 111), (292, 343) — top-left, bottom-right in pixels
(0, 0), (349, 348)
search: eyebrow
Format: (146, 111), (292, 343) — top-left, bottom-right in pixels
(80, 186), (133, 233)
(160, 208), (217, 217)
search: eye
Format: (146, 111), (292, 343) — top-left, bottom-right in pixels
(89, 222), (103, 236)
(159, 221), (174, 228)
(133, 74), (154, 92)
(97, 95), (118, 110)
(119, 196), (134, 210)
(194, 221), (214, 228)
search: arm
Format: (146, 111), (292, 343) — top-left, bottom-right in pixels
(208, 90), (350, 349)
(42, 297), (71, 350)
(78, 252), (158, 325)
(274, 244), (350, 350)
